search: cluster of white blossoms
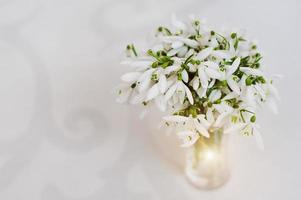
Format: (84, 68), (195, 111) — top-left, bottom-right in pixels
(116, 15), (279, 149)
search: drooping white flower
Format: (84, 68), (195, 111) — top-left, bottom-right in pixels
(177, 130), (200, 147)
(200, 60), (223, 82)
(224, 123), (246, 134)
(136, 68), (155, 92)
(163, 115), (210, 147)
(164, 80), (194, 105)
(146, 83), (160, 101)
(241, 123), (264, 150)
(116, 84), (133, 104)
(218, 57), (242, 94)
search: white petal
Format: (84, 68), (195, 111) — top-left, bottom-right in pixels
(180, 38), (199, 48)
(146, 84), (160, 101)
(240, 67), (264, 76)
(214, 112), (229, 127)
(224, 123), (246, 134)
(239, 74), (247, 87)
(203, 61), (219, 69)
(209, 89), (221, 102)
(138, 78), (151, 93)
(177, 130), (199, 147)
(223, 92), (238, 100)
(227, 76), (241, 94)
(166, 78), (176, 90)
(171, 94), (178, 105)
(164, 83), (178, 101)
(209, 37), (219, 47)
(226, 57), (240, 77)
(163, 115), (189, 122)
(196, 47), (213, 60)
(181, 70), (189, 83)
(206, 108), (215, 124)
(197, 115), (211, 128)
(177, 46), (189, 57)
(121, 72), (141, 82)
(198, 67), (208, 88)
(164, 65), (181, 74)
(213, 102), (233, 113)
(129, 92), (145, 104)
(211, 50), (230, 59)
(155, 96), (167, 111)
(194, 120), (209, 138)
(138, 68), (155, 80)
(254, 84), (266, 99)
(205, 67), (222, 79)
(176, 82), (185, 104)
(269, 83), (280, 101)
(167, 48), (181, 56)
(116, 88), (132, 103)
(228, 41), (236, 56)
(171, 41), (184, 49)
(192, 77), (200, 90)
(158, 75), (167, 93)
(245, 86), (256, 107)
(130, 61), (152, 68)
(137, 69), (154, 92)
(232, 57), (241, 69)
(185, 49), (195, 58)
(253, 126), (264, 151)
(196, 87), (206, 98)
(179, 95), (186, 105)
(183, 84), (194, 105)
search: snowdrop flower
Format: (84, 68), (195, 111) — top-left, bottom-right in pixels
(199, 107), (230, 130)
(177, 130), (200, 147)
(241, 122), (264, 150)
(116, 83), (146, 105)
(221, 57), (242, 94)
(198, 61), (222, 87)
(164, 79), (194, 105)
(116, 15), (279, 149)
(163, 115), (210, 147)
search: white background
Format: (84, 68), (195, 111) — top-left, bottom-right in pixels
(0, 0), (300, 199)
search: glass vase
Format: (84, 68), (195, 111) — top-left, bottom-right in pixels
(185, 128), (230, 189)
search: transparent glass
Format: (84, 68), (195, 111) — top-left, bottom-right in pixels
(185, 128), (230, 189)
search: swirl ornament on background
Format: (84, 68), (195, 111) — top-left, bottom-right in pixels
(0, 0), (210, 199)
(0, 0), (132, 198)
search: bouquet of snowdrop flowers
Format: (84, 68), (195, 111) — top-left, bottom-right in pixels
(116, 15), (279, 150)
